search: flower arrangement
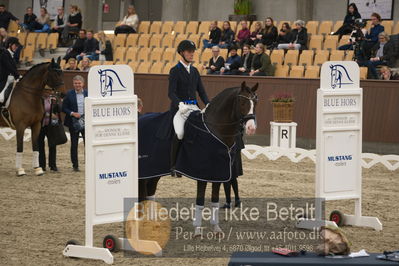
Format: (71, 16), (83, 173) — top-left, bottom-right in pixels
(270, 92), (295, 103)
(234, 0), (252, 15)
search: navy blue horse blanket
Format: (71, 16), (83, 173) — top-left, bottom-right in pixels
(138, 111), (237, 182)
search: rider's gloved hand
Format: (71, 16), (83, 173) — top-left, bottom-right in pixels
(178, 102), (189, 114)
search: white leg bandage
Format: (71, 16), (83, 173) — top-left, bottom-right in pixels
(210, 202), (220, 225)
(193, 205), (204, 227)
(32, 151), (40, 168)
(16, 152), (23, 169)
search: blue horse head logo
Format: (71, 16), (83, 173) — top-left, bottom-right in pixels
(329, 64), (354, 89)
(98, 69), (126, 97)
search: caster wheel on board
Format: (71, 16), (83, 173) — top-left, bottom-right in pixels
(330, 210), (344, 227)
(103, 235), (119, 252)
(65, 239), (80, 259)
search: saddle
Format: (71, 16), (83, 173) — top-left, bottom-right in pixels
(0, 82), (17, 129)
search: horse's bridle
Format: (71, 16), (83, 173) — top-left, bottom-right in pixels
(237, 93), (258, 124)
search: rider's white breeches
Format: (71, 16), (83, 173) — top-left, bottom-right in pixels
(173, 104), (200, 140)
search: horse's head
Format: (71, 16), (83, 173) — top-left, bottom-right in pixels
(46, 57), (66, 94)
(237, 81), (258, 135)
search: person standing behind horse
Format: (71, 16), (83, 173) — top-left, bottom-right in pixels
(62, 75), (87, 172)
(168, 40), (210, 175)
(0, 37), (21, 104)
(38, 90), (61, 172)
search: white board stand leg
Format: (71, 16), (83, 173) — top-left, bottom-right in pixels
(296, 198), (338, 229)
(117, 237), (163, 257)
(342, 199), (382, 231)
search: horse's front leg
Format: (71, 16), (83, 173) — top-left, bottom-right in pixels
(193, 181), (207, 237)
(210, 182), (223, 235)
(31, 122), (44, 176)
(15, 126), (26, 176)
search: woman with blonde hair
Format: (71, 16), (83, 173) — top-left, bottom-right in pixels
(33, 7), (51, 32)
(96, 31), (113, 61)
(114, 5), (139, 35)
(61, 5), (83, 45)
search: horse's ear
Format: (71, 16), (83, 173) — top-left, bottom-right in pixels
(251, 83), (259, 92)
(50, 58), (55, 64)
(56, 56), (61, 66)
(241, 81), (246, 89)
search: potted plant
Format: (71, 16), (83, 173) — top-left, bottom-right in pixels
(229, 0), (256, 22)
(270, 93), (295, 122)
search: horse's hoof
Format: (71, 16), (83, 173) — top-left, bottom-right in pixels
(194, 227), (203, 238)
(16, 168), (26, 176)
(212, 224), (224, 236)
(34, 167), (44, 176)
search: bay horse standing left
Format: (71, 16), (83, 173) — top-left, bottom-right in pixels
(0, 58), (65, 176)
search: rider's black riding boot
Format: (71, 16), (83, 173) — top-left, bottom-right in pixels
(170, 135), (182, 177)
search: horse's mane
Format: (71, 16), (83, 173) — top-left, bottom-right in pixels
(210, 87), (240, 107)
(19, 62), (50, 83)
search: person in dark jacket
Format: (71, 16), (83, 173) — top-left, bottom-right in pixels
(76, 30), (99, 61)
(235, 20), (251, 48)
(0, 37), (20, 104)
(277, 20), (307, 50)
(219, 21), (235, 49)
(220, 45), (241, 75)
(63, 29), (86, 61)
(248, 21), (263, 47)
(62, 75), (87, 172)
(276, 23), (292, 46)
(379, 66), (399, 80)
(206, 45), (225, 75)
(363, 12), (385, 57)
(202, 21), (222, 49)
(333, 3), (362, 37)
(261, 17), (278, 48)
(358, 32), (397, 79)
(250, 43), (274, 76)
(168, 40), (210, 175)
(0, 4), (18, 30)
(51, 7), (67, 37)
(237, 44), (254, 75)
(21, 7), (37, 31)
(61, 5), (82, 45)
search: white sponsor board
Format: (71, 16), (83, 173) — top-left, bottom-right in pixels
(63, 65), (138, 264)
(297, 61), (382, 231)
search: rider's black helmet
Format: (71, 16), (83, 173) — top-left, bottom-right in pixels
(177, 40), (196, 54)
(5, 37), (21, 48)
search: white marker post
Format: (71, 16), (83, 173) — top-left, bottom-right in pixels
(297, 61), (382, 231)
(63, 65), (138, 264)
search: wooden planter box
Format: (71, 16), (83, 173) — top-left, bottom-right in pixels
(228, 14), (257, 22)
(272, 102), (294, 122)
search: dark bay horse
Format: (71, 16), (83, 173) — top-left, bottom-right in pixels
(139, 81), (258, 235)
(0, 58), (65, 176)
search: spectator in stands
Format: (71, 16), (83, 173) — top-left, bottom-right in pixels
(332, 3), (361, 38)
(38, 90), (61, 172)
(206, 45), (224, 75)
(21, 7), (37, 31)
(250, 43), (274, 76)
(219, 21), (235, 49)
(277, 20), (307, 50)
(235, 21), (250, 47)
(0, 27), (8, 47)
(338, 18), (367, 51)
(80, 57), (91, 72)
(379, 66), (399, 80)
(96, 31), (113, 61)
(51, 7), (67, 37)
(248, 21), (263, 47)
(32, 7), (50, 33)
(77, 30), (99, 62)
(276, 23), (292, 47)
(62, 75), (87, 172)
(202, 21), (221, 49)
(65, 58), (80, 71)
(0, 4), (19, 31)
(61, 5), (82, 46)
(220, 45), (241, 75)
(137, 98), (143, 116)
(261, 17), (278, 48)
(114, 5), (139, 35)
(363, 13), (385, 57)
(237, 44), (254, 75)
(63, 29), (86, 61)
(358, 32), (396, 79)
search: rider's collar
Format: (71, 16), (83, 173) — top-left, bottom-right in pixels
(179, 60), (191, 69)
(7, 48), (14, 57)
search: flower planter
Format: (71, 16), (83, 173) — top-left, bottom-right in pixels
(272, 102), (294, 122)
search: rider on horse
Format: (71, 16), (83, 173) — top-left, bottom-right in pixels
(169, 40), (210, 175)
(0, 37), (21, 105)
